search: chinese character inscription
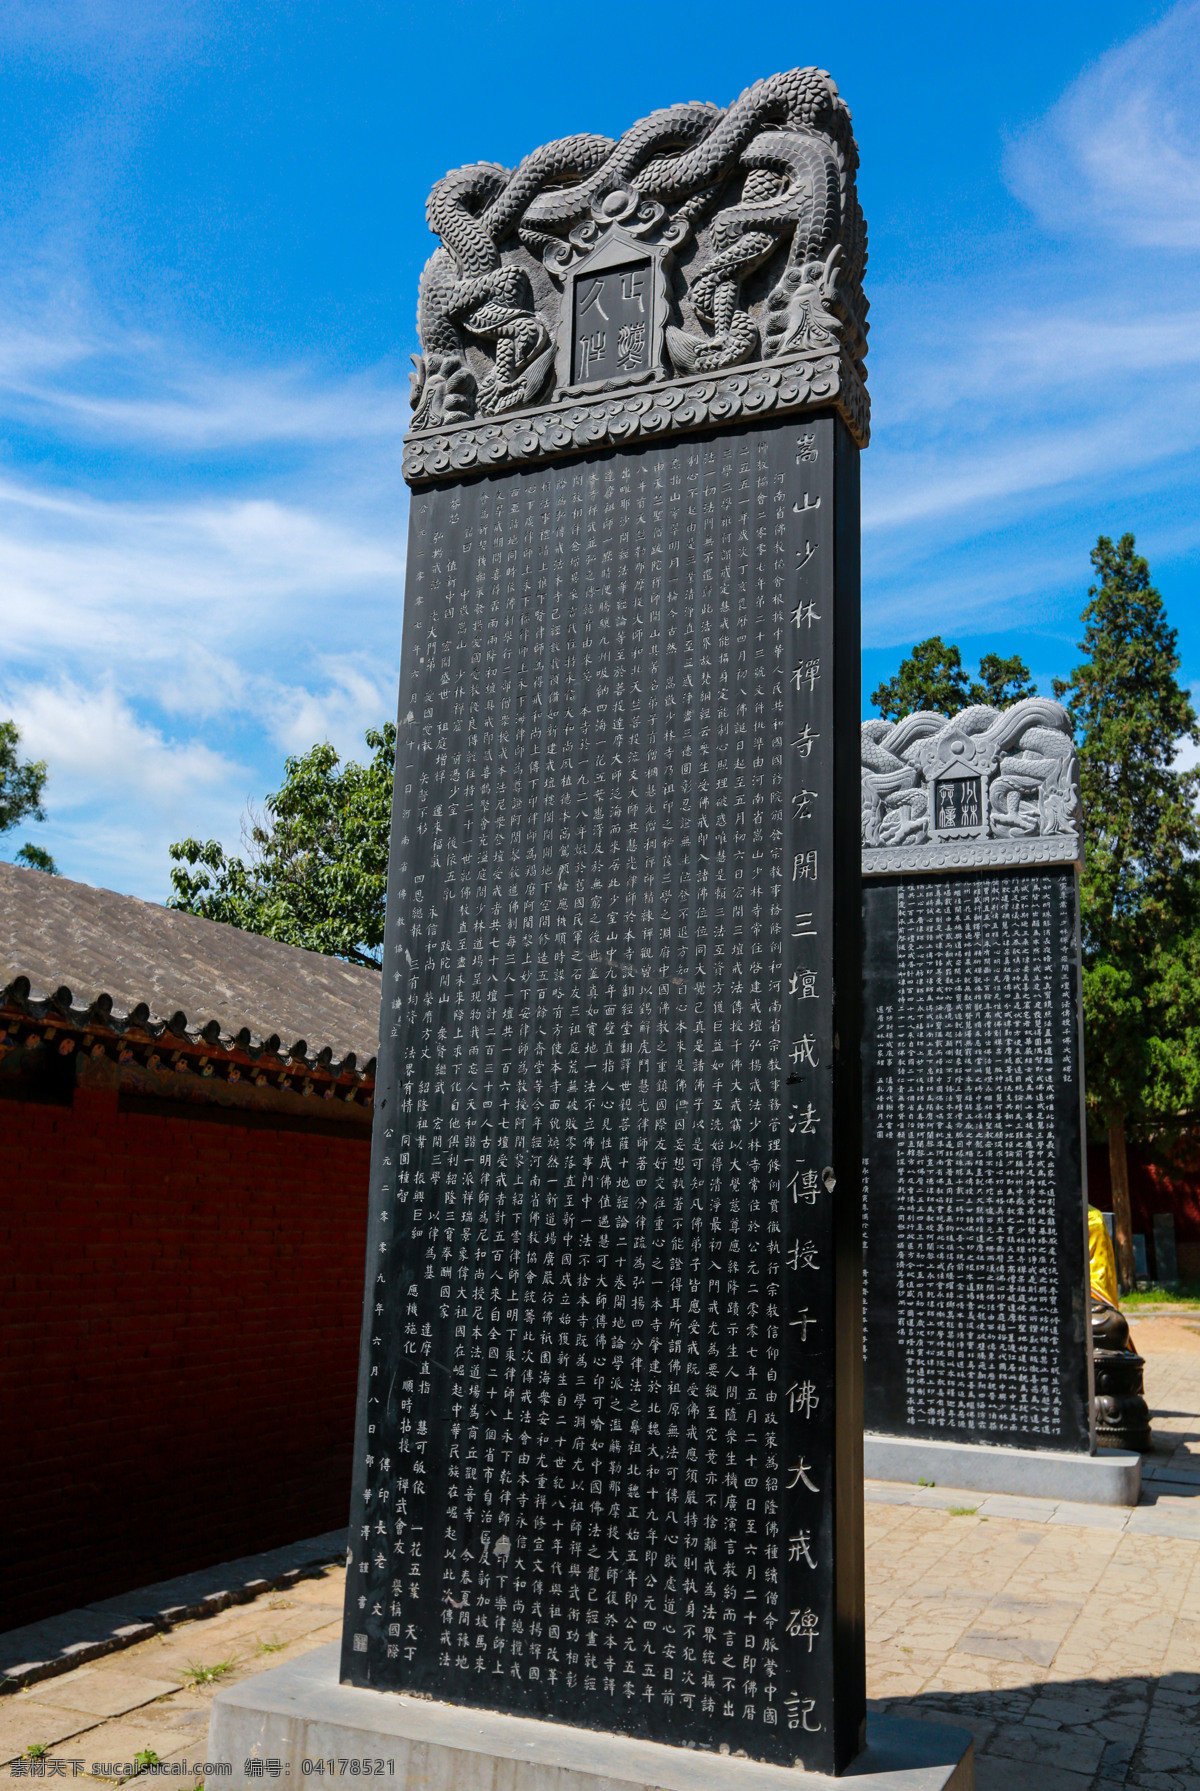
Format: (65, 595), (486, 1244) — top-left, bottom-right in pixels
(341, 415), (857, 1772)
(572, 262), (653, 385)
(862, 868), (1091, 1452)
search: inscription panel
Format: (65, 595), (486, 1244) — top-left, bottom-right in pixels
(932, 776), (982, 835)
(341, 416), (858, 1770)
(572, 262), (653, 385)
(862, 869), (1090, 1451)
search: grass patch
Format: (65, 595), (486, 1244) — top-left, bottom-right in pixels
(1123, 1282), (1200, 1311)
(917, 1477), (936, 1488)
(133, 1752), (160, 1769)
(948, 1506), (978, 1516)
(256, 1640), (286, 1655)
(184, 1659), (236, 1686)
(25, 1747), (48, 1762)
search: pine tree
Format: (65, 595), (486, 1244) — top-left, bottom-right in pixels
(870, 637), (971, 719)
(1054, 534), (1200, 1289)
(972, 652), (1038, 710)
(870, 638), (1036, 720)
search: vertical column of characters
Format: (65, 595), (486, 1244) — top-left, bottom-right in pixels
(777, 421), (835, 1744)
(1058, 863), (1091, 1450)
(347, 476), (461, 1679)
(677, 439), (708, 1704)
(742, 428), (779, 1741)
(702, 436), (734, 1706)
(1029, 874), (1060, 1435)
(444, 476), (500, 1641)
(476, 474), (524, 1681)
(436, 478), (475, 1605)
(408, 479), (470, 1673)
(957, 880), (980, 1429)
(534, 463), (586, 1632)
(860, 881), (899, 1419)
(555, 465), (587, 1625)
(517, 463), (551, 1560)
(894, 883), (915, 1423)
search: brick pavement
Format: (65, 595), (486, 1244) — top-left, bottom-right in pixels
(867, 1313), (1200, 1789)
(1, 1316), (1197, 1789)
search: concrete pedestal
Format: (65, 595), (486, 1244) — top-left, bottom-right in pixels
(207, 1646), (972, 1789)
(864, 1434), (1141, 1505)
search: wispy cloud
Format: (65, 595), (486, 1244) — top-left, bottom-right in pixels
(0, 307), (411, 896)
(9, 678), (241, 804)
(0, 676), (250, 895)
(863, 2), (1200, 650)
(0, 475), (406, 669)
(1005, 0), (1200, 251)
(0, 0), (207, 67)
(0, 317), (414, 451)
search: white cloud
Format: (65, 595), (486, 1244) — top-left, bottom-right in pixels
(0, 312), (411, 897)
(267, 659), (400, 759)
(860, 5), (1200, 641)
(1005, 1), (1200, 250)
(6, 678), (240, 805)
(0, 317), (415, 451)
(0, 475), (406, 676)
(0, 677), (250, 894)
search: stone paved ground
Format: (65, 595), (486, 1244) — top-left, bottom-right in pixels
(868, 1313), (1200, 1790)
(2, 1315), (1197, 1789)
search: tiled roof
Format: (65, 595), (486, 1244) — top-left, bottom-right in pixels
(0, 862), (381, 1075)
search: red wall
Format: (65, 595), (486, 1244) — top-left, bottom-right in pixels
(1, 1084), (369, 1632)
(1087, 1139), (1200, 1282)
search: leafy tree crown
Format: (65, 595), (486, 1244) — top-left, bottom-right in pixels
(1, 718), (57, 872)
(870, 637), (1036, 720)
(169, 724), (396, 968)
(1052, 534), (1200, 1133)
(0, 719), (47, 835)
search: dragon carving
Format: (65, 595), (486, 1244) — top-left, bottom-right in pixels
(410, 68), (867, 429)
(861, 701), (1082, 852)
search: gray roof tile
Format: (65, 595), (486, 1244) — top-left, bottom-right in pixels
(0, 862), (381, 1071)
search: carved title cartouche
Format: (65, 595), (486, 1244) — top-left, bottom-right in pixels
(861, 700), (1083, 874)
(408, 68), (867, 447)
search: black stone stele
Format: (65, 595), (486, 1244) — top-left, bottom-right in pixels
(342, 69), (870, 1776)
(342, 413), (864, 1775)
(860, 705), (1092, 1455)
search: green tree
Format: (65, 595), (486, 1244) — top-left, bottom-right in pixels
(1, 718), (58, 873)
(14, 842), (58, 874)
(169, 724), (396, 968)
(870, 636), (971, 719)
(973, 652), (1039, 710)
(1054, 533), (1200, 1289)
(870, 637), (1037, 719)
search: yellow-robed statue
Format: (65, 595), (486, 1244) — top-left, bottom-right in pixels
(1088, 1206), (1119, 1308)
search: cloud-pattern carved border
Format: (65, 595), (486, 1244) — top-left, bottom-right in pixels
(403, 348), (866, 484)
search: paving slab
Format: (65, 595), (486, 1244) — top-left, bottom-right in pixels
(5, 1327), (1200, 1787)
(1047, 1503), (1132, 1531)
(23, 1671), (180, 1720)
(0, 1700), (98, 1757)
(0, 1532), (347, 1693)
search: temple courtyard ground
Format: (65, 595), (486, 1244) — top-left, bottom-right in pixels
(3, 1313), (1198, 1791)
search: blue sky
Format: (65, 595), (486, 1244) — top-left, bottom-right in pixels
(0, 0), (1198, 897)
